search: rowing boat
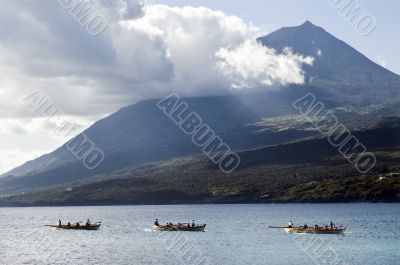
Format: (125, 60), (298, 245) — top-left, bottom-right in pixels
(46, 222), (102, 230)
(152, 224), (206, 232)
(284, 227), (346, 234)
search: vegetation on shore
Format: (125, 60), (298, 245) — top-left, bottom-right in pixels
(1, 151), (399, 206)
(1, 124), (399, 206)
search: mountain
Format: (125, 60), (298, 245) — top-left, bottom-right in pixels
(0, 94), (317, 194)
(1, 21), (400, 196)
(1, 122), (399, 206)
(258, 20), (400, 104)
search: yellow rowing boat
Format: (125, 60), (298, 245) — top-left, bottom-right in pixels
(284, 227), (346, 234)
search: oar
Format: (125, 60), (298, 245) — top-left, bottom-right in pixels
(268, 226), (288, 228)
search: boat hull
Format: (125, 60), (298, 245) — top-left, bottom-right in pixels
(48, 223), (101, 230)
(153, 224), (206, 232)
(285, 227), (345, 234)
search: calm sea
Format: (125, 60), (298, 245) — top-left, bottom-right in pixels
(0, 204), (399, 265)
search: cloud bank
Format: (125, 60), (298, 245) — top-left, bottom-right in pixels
(0, 0), (314, 174)
(0, 0), (313, 118)
(216, 41), (313, 89)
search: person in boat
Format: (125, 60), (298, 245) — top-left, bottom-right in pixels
(288, 221), (293, 228)
(58, 220), (62, 227)
(68, 222), (71, 227)
(330, 221), (335, 230)
(303, 224), (308, 229)
(154, 219), (159, 226)
(191, 220), (195, 227)
(86, 219), (91, 226)
(76, 222), (80, 228)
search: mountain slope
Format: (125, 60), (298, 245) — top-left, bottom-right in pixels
(0, 94), (316, 194)
(258, 21), (400, 104)
(1, 122), (399, 206)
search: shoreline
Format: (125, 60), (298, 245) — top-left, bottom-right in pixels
(1, 201), (399, 208)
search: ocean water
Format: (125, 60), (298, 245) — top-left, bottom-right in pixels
(0, 204), (399, 265)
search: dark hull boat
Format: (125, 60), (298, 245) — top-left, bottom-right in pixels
(153, 224), (206, 232)
(47, 222), (102, 230)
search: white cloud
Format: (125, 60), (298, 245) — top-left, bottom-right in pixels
(0, 1), (313, 118)
(0, 116), (97, 138)
(377, 55), (387, 67)
(0, 148), (52, 175)
(216, 40), (314, 89)
(115, 5), (261, 95)
(0, 1), (314, 173)
(0, 116), (99, 174)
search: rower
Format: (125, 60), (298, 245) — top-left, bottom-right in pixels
(330, 221), (334, 229)
(86, 219), (91, 226)
(154, 219), (159, 226)
(288, 221), (293, 228)
(191, 220), (195, 227)
(58, 220), (62, 227)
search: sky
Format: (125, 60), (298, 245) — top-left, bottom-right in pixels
(0, 0), (398, 174)
(156, 0), (400, 74)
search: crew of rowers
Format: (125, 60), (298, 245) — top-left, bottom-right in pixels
(58, 219), (92, 227)
(154, 219), (199, 228)
(288, 221), (341, 230)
